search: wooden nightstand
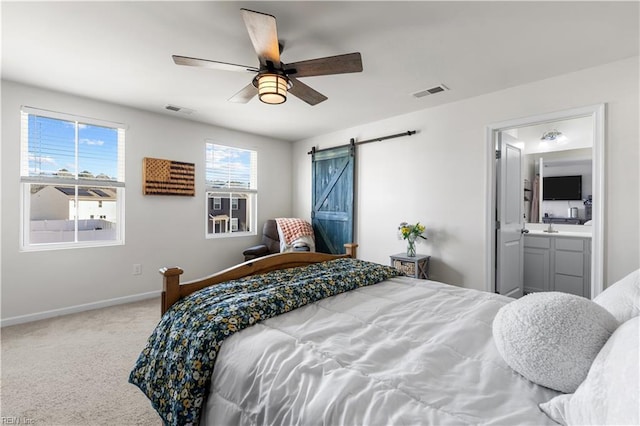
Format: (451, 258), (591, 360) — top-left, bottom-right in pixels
(390, 253), (431, 279)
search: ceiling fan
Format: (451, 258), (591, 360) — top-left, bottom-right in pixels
(172, 8), (363, 106)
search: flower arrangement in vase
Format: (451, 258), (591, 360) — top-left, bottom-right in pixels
(398, 222), (427, 257)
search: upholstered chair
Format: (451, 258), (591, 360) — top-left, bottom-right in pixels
(242, 219), (311, 261)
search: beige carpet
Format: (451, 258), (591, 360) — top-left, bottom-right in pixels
(1, 298), (163, 425)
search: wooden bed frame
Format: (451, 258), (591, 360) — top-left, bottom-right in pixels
(160, 244), (358, 314)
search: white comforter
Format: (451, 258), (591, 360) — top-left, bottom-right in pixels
(201, 276), (559, 425)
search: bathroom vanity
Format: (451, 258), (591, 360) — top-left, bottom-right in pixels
(523, 232), (591, 298)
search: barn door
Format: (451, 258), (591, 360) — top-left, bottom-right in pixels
(311, 143), (355, 254)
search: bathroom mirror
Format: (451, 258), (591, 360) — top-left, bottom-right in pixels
(504, 115), (593, 227)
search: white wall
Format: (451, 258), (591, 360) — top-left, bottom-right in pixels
(30, 186), (69, 220)
(1, 81), (293, 322)
(292, 57), (639, 290)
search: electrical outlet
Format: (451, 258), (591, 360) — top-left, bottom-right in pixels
(132, 264), (142, 275)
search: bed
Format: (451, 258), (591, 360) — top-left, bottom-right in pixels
(130, 246), (639, 426)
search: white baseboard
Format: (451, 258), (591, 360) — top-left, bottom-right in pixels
(1, 291), (161, 327)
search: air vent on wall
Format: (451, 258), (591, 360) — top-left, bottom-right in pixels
(165, 104), (195, 115)
(412, 84), (449, 99)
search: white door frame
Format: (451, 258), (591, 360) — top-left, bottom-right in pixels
(484, 104), (605, 298)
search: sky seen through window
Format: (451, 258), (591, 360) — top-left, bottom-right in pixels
(28, 115), (118, 180)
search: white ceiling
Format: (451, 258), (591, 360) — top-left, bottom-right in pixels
(2, 1), (638, 142)
(508, 115), (594, 155)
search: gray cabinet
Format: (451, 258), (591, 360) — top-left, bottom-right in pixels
(390, 254), (430, 279)
(523, 234), (591, 298)
(524, 236), (551, 293)
(554, 237), (591, 298)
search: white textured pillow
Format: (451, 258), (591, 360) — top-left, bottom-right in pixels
(594, 268), (640, 324)
(540, 316), (639, 425)
(492, 292), (618, 393)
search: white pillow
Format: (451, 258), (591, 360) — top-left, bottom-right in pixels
(594, 268), (640, 324)
(492, 292), (618, 393)
(540, 316), (639, 425)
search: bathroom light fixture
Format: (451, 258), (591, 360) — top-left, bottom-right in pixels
(256, 73), (289, 104)
(540, 129), (563, 141)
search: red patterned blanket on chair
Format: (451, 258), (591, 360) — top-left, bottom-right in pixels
(275, 218), (314, 245)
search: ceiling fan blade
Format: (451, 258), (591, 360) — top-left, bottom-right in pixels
(172, 55), (259, 73)
(241, 8), (281, 67)
(288, 77), (327, 106)
(285, 52), (363, 78)
(228, 83), (258, 103)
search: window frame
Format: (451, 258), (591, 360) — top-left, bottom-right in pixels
(213, 197), (222, 210)
(19, 106), (126, 251)
(205, 142), (257, 239)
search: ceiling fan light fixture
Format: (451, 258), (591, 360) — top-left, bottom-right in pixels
(173, 9), (363, 106)
(257, 74), (288, 104)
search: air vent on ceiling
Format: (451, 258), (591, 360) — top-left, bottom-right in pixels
(412, 84), (449, 99)
(165, 104), (195, 115)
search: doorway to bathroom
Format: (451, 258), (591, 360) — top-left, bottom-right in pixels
(486, 104), (605, 299)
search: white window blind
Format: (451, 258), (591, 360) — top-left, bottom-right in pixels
(20, 107), (125, 186)
(205, 143), (257, 191)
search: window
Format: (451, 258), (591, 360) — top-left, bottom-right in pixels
(213, 197), (221, 210)
(20, 107), (125, 250)
(205, 143), (257, 237)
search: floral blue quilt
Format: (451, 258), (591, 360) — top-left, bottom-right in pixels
(129, 258), (400, 425)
